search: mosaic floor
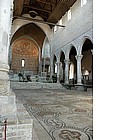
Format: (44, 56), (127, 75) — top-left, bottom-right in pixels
(13, 89), (93, 140)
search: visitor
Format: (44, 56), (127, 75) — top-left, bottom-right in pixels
(18, 72), (23, 82)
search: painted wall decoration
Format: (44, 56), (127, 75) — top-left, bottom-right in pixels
(11, 37), (39, 74)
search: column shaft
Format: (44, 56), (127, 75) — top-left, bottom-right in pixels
(75, 55), (83, 85)
(56, 62), (61, 83)
(64, 59), (69, 84)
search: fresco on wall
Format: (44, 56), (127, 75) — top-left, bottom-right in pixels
(11, 38), (39, 74)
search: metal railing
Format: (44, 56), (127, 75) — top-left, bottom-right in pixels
(0, 117), (7, 140)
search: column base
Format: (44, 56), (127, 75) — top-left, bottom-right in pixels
(65, 80), (69, 84)
(75, 83), (85, 91)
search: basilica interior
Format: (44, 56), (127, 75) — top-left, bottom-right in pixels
(0, 0), (93, 139)
(9, 0), (93, 87)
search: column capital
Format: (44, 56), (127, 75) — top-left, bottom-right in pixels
(56, 62), (61, 65)
(64, 59), (70, 64)
(75, 55), (83, 60)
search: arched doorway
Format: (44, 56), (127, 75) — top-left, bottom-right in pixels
(81, 39), (93, 85)
(11, 38), (39, 75)
(60, 51), (65, 83)
(69, 46), (77, 84)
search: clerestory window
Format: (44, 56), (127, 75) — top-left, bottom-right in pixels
(81, 0), (87, 7)
(68, 9), (71, 21)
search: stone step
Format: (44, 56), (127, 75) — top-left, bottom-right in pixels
(10, 82), (65, 90)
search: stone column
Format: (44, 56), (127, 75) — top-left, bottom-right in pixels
(64, 59), (69, 84)
(50, 58), (54, 80)
(56, 62), (61, 83)
(38, 49), (42, 75)
(43, 58), (45, 72)
(75, 55), (83, 85)
(0, 0), (17, 116)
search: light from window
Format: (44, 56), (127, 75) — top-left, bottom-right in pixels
(21, 59), (25, 67)
(68, 9), (71, 21)
(59, 19), (62, 25)
(59, 19), (63, 29)
(55, 63), (57, 73)
(48, 66), (50, 73)
(69, 63), (74, 79)
(81, 0), (87, 7)
(54, 25), (57, 33)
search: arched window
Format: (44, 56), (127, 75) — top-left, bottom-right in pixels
(21, 59), (25, 68)
(81, 0), (87, 7)
(68, 9), (71, 21)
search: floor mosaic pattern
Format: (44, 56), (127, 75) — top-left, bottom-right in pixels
(13, 89), (93, 140)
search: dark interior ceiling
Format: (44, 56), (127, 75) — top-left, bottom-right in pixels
(82, 39), (93, 52)
(13, 0), (76, 27)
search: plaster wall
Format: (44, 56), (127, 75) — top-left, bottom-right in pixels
(50, 0), (93, 55)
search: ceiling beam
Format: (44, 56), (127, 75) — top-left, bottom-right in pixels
(14, 0), (24, 16)
(24, 5), (52, 13)
(37, 0), (55, 6)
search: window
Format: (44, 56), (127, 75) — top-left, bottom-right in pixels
(59, 19), (62, 25)
(68, 9), (71, 21)
(81, 0), (87, 7)
(59, 19), (63, 29)
(21, 59), (25, 67)
(54, 25), (57, 33)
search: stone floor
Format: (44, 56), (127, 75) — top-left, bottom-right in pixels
(13, 88), (93, 140)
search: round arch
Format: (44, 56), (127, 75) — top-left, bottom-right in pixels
(80, 37), (93, 85)
(65, 44), (78, 58)
(78, 36), (93, 55)
(11, 18), (51, 42)
(69, 46), (77, 84)
(60, 51), (65, 83)
(10, 37), (39, 74)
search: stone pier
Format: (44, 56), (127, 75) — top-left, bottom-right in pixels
(0, 0), (33, 139)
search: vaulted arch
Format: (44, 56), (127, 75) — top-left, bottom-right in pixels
(81, 38), (93, 84)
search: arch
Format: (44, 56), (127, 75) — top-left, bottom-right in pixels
(11, 37), (39, 74)
(53, 54), (57, 73)
(69, 62), (75, 80)
(60, 51), (65, 83)
(11, 18), (51, 41)
(65, 44), (77, 58)
(69, 46), (77, 84)
(78, 36), (93, 55)
(60, 51), (65, 62)
(81, 38), (93, 85)
(52, 54), (57, 82)
(11, 23), (46, 48)
(11, 35), (40, 50)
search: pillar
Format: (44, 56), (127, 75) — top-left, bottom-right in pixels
(75, 55), (83, 85)
(0, 0), (17, 115)
(56, 62), (61, 83)
(50, 58), (54, 79)
(64, 59), (69, 84)
(43, 58), (45, 72)
(38, 49), (42, 75)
